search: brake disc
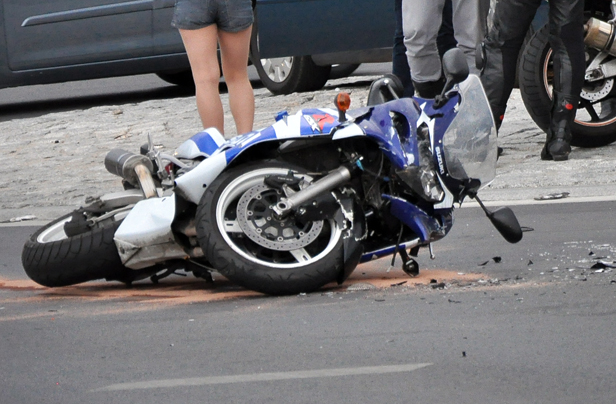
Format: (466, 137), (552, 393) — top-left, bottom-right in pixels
(236, 184), (323, 251)
(581, 78), (614, 102)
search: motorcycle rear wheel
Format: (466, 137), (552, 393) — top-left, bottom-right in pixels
(195, 161), (346, 295)
(21, 213), (129, 287)
(519, 24), (616, 147)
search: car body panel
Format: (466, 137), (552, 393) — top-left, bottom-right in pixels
(4, 1), (154, 70)
(254, 0), (395, 59)
(0, 0), (186, 89)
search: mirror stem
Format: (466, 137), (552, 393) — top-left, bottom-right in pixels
(473, 195), (490, 216)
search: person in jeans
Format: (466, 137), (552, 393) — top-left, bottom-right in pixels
(401, 0), (490, 98)
(172, 0), (254, 135)
(480, 0), (585, 161)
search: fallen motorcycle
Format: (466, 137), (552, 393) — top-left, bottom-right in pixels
(519, 0), (616, 147)
(22, 49), (522, 295)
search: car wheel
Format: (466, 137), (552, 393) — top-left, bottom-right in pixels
(249, 19), (330, 95)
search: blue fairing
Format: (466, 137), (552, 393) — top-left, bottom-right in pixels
(358, 98), (422, 170)
(188, 109), (344, 164)
(190, 131), (225, 156)
(384, 195), (447, 242)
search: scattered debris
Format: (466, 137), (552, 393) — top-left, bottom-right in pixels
(430, 280), (446, 289)
(347, 283), (376, 291)
(591, 260), (616, 269)
(390, 281), (407, 287)
(448, 298), (461, 304)
(479, 256), (502, 266)
(1, 215), (37, 223)
(534, 192), (570, 201)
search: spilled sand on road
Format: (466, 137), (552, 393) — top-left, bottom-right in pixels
(0, 258), (485, 313)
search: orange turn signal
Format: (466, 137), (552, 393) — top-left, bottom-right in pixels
(335, 92), (351, 112)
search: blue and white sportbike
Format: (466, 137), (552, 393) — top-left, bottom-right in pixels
(22, 50), (522, 295)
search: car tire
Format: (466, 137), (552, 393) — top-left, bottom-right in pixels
(249, 18), (331, 95)
(156, 71), (195, 88)
(329, 64), (361, 80)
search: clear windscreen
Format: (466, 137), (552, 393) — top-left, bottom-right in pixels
(442, 75), (498, 187)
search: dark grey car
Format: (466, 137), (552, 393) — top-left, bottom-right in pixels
(0, 0), (395, 95)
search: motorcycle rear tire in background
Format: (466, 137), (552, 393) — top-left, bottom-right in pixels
(519, 24), (616, 147)
(195, 161), (346, 295)
(22, 213), (129, 287)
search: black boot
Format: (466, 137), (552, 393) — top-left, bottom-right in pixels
(541, 91), (574, 161)
(412, 77), (445, 99)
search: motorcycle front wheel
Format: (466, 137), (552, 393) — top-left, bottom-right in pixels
(519, 24), (616, 147)
(195, 161), (345, 295)
(22, 212), (129, 287)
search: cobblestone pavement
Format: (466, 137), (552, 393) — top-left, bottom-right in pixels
(2, 75), (616, 222)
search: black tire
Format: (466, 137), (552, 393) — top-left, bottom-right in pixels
(249, 16), (331, 95)
(329, 64), (361, 80)
(513, 25), (535, 89)
(21, 213), (128, 287)
(519, 24), (616, 147)
(156, 70), (195, 88)
(195, 161), (345, 295)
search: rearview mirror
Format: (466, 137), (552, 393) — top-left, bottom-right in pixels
(433, 48), (469, 108)
(442, 48), (469, 90)
(487, 207), (523, 244)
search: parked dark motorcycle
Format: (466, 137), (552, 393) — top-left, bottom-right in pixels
(519, 0), (616, 147)
(21, 50), (522, 296)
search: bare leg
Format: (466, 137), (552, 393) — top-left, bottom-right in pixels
(179, 26), (225, 133)
(218, 26), (254, 135)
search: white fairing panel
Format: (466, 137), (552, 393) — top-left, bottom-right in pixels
(174, 151), (228, 204)
(332, 123), (365, 140)
(114, 195), (187, 269)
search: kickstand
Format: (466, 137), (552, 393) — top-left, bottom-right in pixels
(150, 268), (187, 284)
(399, 248), (419, 277)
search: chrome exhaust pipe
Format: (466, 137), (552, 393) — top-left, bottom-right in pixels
(272, 165), (353, 216)
(104, 149), (158, 198)
(585, 17), (616, 56)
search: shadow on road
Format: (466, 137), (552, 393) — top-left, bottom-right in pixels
(0, 79), (265, 122)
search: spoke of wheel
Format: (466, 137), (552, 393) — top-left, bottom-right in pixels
(223, 220), (243, 233)
(289, 248), (312, 263)
(583, 102), (601, 121)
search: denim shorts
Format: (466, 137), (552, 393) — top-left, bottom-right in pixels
(171, 0), (253, 32)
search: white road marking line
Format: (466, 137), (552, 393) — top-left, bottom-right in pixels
(92, 363), (432, 392)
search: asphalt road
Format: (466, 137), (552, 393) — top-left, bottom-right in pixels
(2, 201), (616, 404)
